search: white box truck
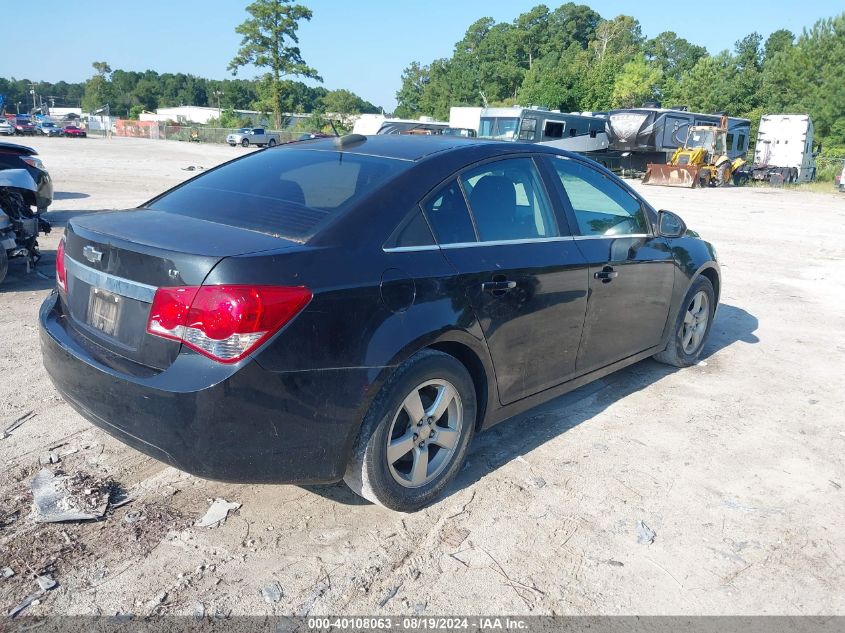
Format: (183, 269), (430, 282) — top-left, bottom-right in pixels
(744, 114), (818, 184)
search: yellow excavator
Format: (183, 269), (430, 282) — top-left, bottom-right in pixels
(643, 116), (745, 188)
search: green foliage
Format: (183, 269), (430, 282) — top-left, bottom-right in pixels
(611, 54), (662, 108)
(228, 0), (322, 127)
(394, 4), (844, 155)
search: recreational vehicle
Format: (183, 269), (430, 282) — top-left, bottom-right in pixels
(606, 107), (751, 172)
(475, 106), (618, 167)
(351, 115), (449, 136)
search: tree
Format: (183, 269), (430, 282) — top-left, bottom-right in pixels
(590, 15), (643, 62)
(644, 31), (707, 80)
(517, 46), (584, 111)
(544, 3), (602, 52)
(228, 0), (322, 127)
(395, 62), (430, 118)
(764, 29), (794, 60)
(82, 61), (113, 112)
(611, 54), (662, 107)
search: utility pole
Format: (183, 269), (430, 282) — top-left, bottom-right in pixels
(213, 90), (224, 121)
(29, 83), (37, 113)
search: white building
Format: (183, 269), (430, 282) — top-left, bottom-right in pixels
(139, 106), (263, 125)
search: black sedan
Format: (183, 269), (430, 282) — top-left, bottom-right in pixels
(40, 135), (719, 511)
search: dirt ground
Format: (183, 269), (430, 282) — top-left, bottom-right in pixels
(1, 136), (843, 617)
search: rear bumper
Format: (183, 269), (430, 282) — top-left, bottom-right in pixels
(39, 292), (371, 484)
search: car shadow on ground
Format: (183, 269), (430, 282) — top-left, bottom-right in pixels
(0, 247), (57, 293)
(53, 191), (91, 201)
(304, 304), (759, 508)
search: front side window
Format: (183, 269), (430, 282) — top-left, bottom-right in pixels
(422, 180), (477, 245)
(460, 157), (558, 242)
(551, 158), (648, 237)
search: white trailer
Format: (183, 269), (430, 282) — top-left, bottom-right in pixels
(449, 107), (483, 134)
(748, 114), (818, 183)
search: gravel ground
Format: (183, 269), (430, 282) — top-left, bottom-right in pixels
(1, 136), (843, 617)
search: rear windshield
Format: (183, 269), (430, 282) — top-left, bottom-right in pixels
(146, 148), (409, 241)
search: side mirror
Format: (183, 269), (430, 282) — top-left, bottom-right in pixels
(657, 210), (687, 238)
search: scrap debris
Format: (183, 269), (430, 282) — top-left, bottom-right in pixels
(39, 451), (61, 466)
(195, 498), (241, 528)
(8, 575), (59, 618)
(636, 520), (657, 545)
(31, 469), (113, 523)
(262, 582), (282, 604)
(2, 411), (35, 439)
(36, 575), (58, 591)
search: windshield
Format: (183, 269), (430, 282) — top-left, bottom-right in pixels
(478, 117), (519, 141)
(147, 148), (409, 241)
(686, 129), (715, 149)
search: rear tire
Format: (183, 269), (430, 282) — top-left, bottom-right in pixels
(653, 276), (716, 368)
(268, 139), (277, 147)
(344, 350), (476, 512)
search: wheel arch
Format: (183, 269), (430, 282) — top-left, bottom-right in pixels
(426, 339), (491, 432)
(697, 264), (720, 304)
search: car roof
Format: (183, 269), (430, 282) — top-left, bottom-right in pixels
(287, 134), (556, 163)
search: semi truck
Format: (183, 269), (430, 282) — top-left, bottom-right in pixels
(735, 114), (818, 184)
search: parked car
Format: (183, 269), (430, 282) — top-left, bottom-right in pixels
(39, 135), (720, 511)
(14, 119), (36, 135)
(0, 141), (53, 211)
(36, 121), (63, 137)
(0, 119), (14, 136)
(226, 128), (280, 147)
(837, 160), (845, 192)
(62, 125), (86, 138)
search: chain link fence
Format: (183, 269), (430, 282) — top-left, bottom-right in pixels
(104, 120), (302, 145)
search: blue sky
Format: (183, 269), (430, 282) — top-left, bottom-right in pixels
(1, 1), (841, 111)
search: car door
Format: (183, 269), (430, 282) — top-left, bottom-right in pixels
(544, 155), (675, 374)
(422, 156), (590, 405)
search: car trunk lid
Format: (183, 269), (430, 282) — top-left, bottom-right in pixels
(61, 209), (297, 370)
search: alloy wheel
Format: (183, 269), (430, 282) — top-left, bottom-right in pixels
(386, 379), (463, 488)
(682, 291), (710, 354)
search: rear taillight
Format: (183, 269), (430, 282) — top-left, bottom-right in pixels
(56, 238), (67, 292)
(21, 156), (45, 170)
(146, 285), (312, 363)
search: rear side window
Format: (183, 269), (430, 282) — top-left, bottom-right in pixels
(385, 209), (435, 248)
(422, 180), (477, 244)
(147, 149), (408, 241)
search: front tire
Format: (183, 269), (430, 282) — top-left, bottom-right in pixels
(344, 350), (476, 512)
(654, 276), (716, 368)
(241, 139), (249, 147)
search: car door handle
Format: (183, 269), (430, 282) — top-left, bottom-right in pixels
(594, 267), (619, 283)
(481, 280), (517, 294)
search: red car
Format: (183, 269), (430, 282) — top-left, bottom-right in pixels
(62, 125), (87, 138)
